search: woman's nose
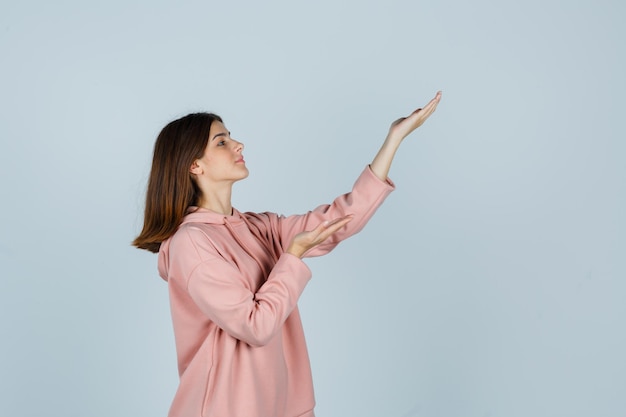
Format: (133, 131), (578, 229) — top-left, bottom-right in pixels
(234, 140), (244, 151)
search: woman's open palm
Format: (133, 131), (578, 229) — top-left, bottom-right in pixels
(388, 91), (442, 141)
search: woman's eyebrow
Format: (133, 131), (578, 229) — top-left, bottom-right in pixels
(211, 132), (228, 141)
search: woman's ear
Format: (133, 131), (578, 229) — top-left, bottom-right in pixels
(190, 160), (202, 175)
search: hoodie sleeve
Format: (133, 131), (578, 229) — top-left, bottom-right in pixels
(169, 227), (312, 347)
(275, 165), (395, 257)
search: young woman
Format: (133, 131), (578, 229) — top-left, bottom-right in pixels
(133, 91), (442, 417)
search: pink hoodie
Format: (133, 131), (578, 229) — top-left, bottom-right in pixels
(158, 166), (394, 417)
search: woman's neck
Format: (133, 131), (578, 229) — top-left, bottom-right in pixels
(198, 184), (233, 215)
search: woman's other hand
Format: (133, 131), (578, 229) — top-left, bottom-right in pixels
(287, 215), (354, 258)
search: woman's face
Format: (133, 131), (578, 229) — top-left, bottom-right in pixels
(192, 121), (249, 185)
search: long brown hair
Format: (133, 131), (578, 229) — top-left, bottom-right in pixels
(133, 112), (223, 253)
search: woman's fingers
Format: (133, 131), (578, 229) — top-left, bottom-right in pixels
(409, 91), (441, 121)
(314, 215), (354, 243)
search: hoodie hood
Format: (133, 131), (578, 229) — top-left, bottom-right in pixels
(180, 206), (246, 226)
(158, 206), (263, 283)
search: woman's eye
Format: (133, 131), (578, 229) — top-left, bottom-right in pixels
(217, 140), (226, 146)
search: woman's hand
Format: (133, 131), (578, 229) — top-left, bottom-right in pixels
(387, 91), (442, 142)
(287, 215), (354, 258)
(370, 91), (442, 181)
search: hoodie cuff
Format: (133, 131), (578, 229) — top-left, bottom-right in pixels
(365, 164), (396, 189)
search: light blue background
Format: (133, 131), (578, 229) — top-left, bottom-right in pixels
(1, 1), (624, 416)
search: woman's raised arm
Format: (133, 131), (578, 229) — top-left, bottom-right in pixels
(285, 91), (441, 258)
